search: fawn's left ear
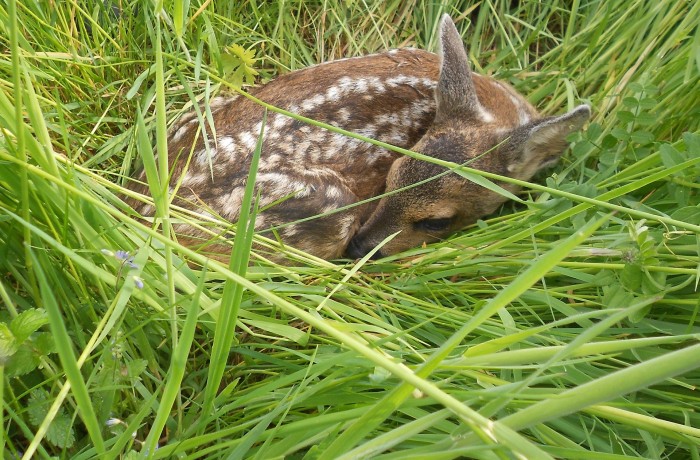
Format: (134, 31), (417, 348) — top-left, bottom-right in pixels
(507, 105), (592, 176)
(435, 14), (481, 122)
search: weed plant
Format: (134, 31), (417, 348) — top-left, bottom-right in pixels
(1, 1), (699, 458)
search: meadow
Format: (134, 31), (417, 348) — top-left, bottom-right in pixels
(1, 0), (699, 458)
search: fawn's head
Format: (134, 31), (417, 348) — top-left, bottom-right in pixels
(346, 14), (590, 259)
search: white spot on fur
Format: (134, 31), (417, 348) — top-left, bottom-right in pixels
(337, 76), (354, 92)
(325, 184), (344, 200)
(254, 214), (267, 229)
(239, 131), (257, 151)
(281, 224), (300, 238)
(337, 108), (351, 123)
(376, 113), (400, 126)
(195, 147), (218, 165)
(307, 128), (327, 144)
(220, 188), (243, 219)
(320, 202), (339, 214)
(326, 86), (341, 102)
(208, 96), (230, 110)
(479, 106), (495, 123)
(509, 92), (532, 124)
(301, 94), (326, 112)
(140, 203), (155, 216)
(355, 78), (369, 93)
(218, 135), (235, 150)
(272, 114), (288, 130)
(182, 171), (208, 187)
(217, 136), (237, 157)
(171, 123), (191, 143)
(421, 78), (437, 88)
(372, 80), (386, 93)
(386, 127), (407, 145)
(257, 172), (312, 205)
(355, 126), (376, 139)
(263, 153), (283, 168)
(386, 75), (420, 88)
(337, 214), (357, 239)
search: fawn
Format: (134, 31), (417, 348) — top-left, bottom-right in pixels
(127, 14), (590, 261)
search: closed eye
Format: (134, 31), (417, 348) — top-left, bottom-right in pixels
(413, 217), (453, 232)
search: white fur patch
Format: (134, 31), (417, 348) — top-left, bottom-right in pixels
(271, 114), (288, 129)
(239, 131), (258, 151)
(510, 92), (532, 124)
(355, 126), (377, 139)
(479, 106), (495, 123)
(171, 123), (191, 143)
(140, 203), (155, 216)
(220, 188), (244, 219)
(375, 113), (400, 125)
(326, 86), (341, 102)
(385, 75), (420, 88)
(337, 108), (351, 123)
(320, 202), (339, 214)
(281, 224), (300, 238)
(324, 184), (344, 200)
(301, 94), (326, 112)
(195, 147), (218, 165)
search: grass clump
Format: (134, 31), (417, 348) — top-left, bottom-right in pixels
(1, 0), (699, 458)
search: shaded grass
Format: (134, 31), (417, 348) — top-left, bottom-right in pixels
(0, 0), (699, 459)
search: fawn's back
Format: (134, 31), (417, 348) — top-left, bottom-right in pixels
(128, 15), (589, 261)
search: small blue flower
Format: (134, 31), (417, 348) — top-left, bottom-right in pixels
(133, 276), (144, 289)
(103, 249), (143, 290)
(112, 250), (138, 269)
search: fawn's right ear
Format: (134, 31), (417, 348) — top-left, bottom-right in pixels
(435, 14), (481, 122)
(506, 104), (592, 178)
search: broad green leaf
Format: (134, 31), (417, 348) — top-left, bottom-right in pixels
(0, 322), (18, 361)
(10, 308), (48, 343)
(5, 343), (41, 377)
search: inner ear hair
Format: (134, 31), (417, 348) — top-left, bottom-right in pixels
(435, 14), (480, 121)
(515, 105), (591, 166)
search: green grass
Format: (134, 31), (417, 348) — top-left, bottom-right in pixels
(1, 0), (699, 458)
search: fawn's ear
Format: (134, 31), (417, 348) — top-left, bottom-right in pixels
(435, 14), (480, 122)
(507, 105), (592, 177)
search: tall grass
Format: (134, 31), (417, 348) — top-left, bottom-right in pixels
(1, 0), (699, 458)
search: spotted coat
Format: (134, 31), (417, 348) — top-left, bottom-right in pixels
(127, 15), (590, 261)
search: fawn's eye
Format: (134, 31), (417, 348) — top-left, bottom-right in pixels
(413, 217), (453, 232)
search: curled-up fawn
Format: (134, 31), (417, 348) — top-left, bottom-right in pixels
(127, 14), (590, 261)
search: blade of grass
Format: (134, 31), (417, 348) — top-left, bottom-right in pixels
(142, 264), (206, 458)
(200, 110), (266, 422)
(26, 248), (105, 456)
(323, 214), (612, 459)
(502, 341), (700, 431)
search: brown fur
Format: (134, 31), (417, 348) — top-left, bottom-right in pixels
(126, 15), (590, 262)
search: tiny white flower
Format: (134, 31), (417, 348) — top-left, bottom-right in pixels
(105, 417), (123, 427)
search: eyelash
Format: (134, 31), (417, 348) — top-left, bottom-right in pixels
(413, 217), (453, 232)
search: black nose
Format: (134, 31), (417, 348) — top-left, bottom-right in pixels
(345, 237), (365, 259)
(345, 237), (383, 260)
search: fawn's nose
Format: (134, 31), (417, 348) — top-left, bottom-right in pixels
(345, 237), (383, 260)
